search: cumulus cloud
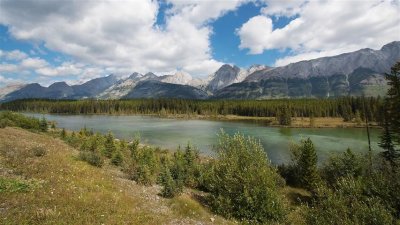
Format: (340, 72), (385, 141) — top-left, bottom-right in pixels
(238, 0), (400, 65)
(0, 0), (248, 77)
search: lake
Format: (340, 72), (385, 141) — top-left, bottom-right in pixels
(26, 113), (382, 165)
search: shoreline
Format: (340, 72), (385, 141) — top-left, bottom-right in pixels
(18, 110), (380, 129)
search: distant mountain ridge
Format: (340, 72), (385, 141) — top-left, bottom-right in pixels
(1, 41), (398, 101)
(216, 41), (399, 99)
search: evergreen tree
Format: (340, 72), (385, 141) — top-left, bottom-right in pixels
(378, 62), (400, 169)
(293, 138), (320, 191)
(385, 61), (400, 144)
(379, 109), (399, 168)
(160, 165), (181, 198)
(39, 116), (47, 132)
(129, 134), (140, 157)
(276, 105), (292, 125)
(104, 132), (116, 158)
(60, 128), (66, 139)
(111, 150), (123, 166)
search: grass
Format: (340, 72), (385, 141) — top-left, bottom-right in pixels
(0, 127), (234, 225)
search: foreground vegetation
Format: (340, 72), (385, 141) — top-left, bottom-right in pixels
(1, 109), (399, 224)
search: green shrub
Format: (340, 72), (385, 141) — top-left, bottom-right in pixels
(160, 165), (182, 198)
(103, 132), (116, 158)
(129, 147), (159, 185)
(321, 148), (364, 186)
(111, 150), (123, 166)
(0, 111), (40, 130)
(32, 146), (46, 157)
(0, 177), (31, 193)
(305, 177), (395, 225)
(79, 151), (103, 167)
(206, 131), (286, 223)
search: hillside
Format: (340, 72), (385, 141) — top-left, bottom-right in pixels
(0, 127), (232, 225)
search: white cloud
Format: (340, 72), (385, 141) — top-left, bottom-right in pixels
(0, 0), (247, 77)
(166, 0), (248, 25)
(20, 57), (49, 69)
(0, 49), (28, 60)
(261, 0), (305, 17)
(0, 63), (18, 72)
(238, 0), (400, 65)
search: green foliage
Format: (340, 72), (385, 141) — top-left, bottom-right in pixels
(289, 138), (320, 191)
(60, 128), (67, 139)
(0, 111), (41, 130)
(305, 177), (395, 225)
(111, 150), (123, 166)
(78, 151), (103, 167)
(39, 116), (48, 132)
(0, 97), (384, 122)
(160, 165), (182, 198)
(103, 132), (116, 158)
(380, 61), (400, 168)
(276, 105), (292, 125)
(385, 61), (400, 144)
(169, 144), (201, 188)
(321, 148), (364, 186)
(0, 177), (31, 193)
(129, 147), (159, 185)
(205, 131), (286, 223)
(129, 134), (140, 157)
(32, 146), (46, 157)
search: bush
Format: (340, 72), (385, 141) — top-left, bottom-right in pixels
(321, 148), (364, 186)
(305, 177), (395, 225)
(170, 144), (201, 188)
(206, 131), (286, 223)
(0, 111), (40, 130)
(111, 150), (123, 166)
(129, 147), (159, 185)
(79, 151), (103, 167)
(32, 146), (46, 157)
(160, 165), (182, 198)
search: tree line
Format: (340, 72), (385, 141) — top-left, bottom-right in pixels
(0, 96), (384, 122)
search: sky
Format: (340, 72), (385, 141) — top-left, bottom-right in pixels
(0, 0), (399, 87)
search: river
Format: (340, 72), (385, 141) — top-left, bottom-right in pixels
(26, 113), (382, 165)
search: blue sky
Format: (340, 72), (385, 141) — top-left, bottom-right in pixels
(0, 0), (399, 86)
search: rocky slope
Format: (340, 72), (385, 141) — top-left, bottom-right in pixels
(215, 41), (399, 99)
(206, 64), (269, 92)
(123, 80), (208, 99)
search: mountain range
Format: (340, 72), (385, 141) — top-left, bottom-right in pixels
(1, 41), (399, 102)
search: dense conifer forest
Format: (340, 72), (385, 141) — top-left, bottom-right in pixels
(0, 96), (383, 122)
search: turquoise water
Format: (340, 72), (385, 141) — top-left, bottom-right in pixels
(27, 113), (382, 164)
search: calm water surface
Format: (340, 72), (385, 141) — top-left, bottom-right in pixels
(26, 113), (382, 164)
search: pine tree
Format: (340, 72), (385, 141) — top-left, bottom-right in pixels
(111, 150), (123, 166)
(104, 132), (116, 158)
(379, 104), (399, 168)
(60, 128), (66, 139)
(160, 166), (180, 198)
(39, 116), (47, 132)
(385, 62), (400, 145)
(296, 138), (319, 191)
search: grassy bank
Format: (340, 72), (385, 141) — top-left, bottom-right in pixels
(0, 127), (233, 225)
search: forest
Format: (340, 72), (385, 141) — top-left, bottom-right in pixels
(0, 96), (384, 122)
